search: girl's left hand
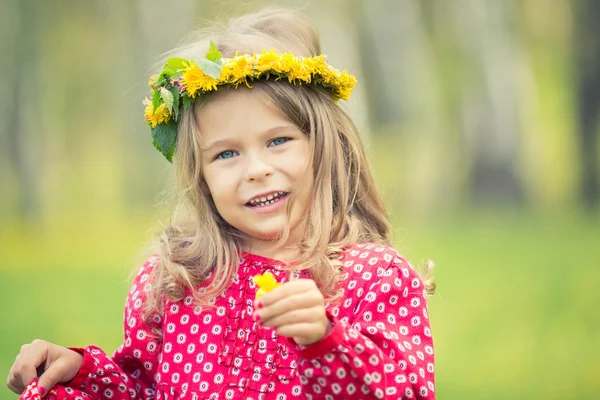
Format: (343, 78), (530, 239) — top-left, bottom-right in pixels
(253, 279), (332, 346)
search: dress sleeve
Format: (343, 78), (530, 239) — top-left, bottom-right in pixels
(19, 257), (164, 400)
(296, 254), (435, 400)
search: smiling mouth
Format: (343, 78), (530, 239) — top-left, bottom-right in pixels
(246, 191), (289, 207)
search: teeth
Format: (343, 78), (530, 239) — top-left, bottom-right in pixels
(248, 191), (287, 206)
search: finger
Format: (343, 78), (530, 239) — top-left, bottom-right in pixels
(255, 279), (316, 307)
(18, 363), (39, 392)
(256, 291), (323, 322)
(6, 381), (23, 395)
(17, 342), (49, 389)
(261, 306), (325, 328)
(6, 369), (24, 394)
(38, 361), (69, 398)
(275, 322), (326, 345)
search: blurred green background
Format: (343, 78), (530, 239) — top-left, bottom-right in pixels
(1, 1), (599, 399)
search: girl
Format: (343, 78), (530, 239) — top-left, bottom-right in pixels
(7, 8), (435, 400)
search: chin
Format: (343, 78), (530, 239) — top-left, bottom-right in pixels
(248, 229), (285, 241)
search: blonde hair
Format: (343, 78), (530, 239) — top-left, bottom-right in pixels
(144, 8), (433, 321)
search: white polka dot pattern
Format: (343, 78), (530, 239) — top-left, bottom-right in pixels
(21, 245), (434, 400)
(295, 244), (435, 399)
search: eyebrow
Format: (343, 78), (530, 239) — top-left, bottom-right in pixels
(201, 125), (298, 153)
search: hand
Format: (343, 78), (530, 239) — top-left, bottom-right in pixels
(6, 340), (83, 397)
(253, 279), (332, 346)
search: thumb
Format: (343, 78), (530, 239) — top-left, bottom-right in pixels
(37, 361), (68, 398)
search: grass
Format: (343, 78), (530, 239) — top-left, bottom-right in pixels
(0, 212), (598, 399)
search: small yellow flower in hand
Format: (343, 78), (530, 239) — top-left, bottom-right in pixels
(253, 272), (280, 299)
(252, 279), (331, 346)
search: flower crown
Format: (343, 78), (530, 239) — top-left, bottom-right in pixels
(144, 42), (357, 162)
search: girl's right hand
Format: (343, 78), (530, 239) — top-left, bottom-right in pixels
(6, 340), (83, 397)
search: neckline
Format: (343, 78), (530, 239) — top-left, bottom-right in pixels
(239, 251), (296, 266)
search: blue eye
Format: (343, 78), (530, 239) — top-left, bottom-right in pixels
(270, 137), (290, 146)
(216, 150), (237, 160)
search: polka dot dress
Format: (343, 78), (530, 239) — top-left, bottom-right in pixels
(20, 244), (435, 400)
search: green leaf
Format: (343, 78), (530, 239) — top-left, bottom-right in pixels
(205, 41), (223, 62)
(160, 87), (174, 113)
(152, 138), (176, 162)
(182, 94), (194, 110)
(154, 75), (166, 87)
(165, 58), (187, 72)
(169, 86), (180, 121)
(158, 58), (188, 79)
(196, 58), (222, 79)
(152, 90), (161, 113)
(151, 122), (177, 162)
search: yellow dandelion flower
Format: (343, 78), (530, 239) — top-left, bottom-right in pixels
(182, 61), (219, 97)
(288, 57), (312, 83)
(148, 74), (159, 87)
(332, 71), (356, 101)
(335, 87), (351, 101)
(303, 55), (327, 77)
(274, 53), (306, 83)
(144, 102), (170, 128)
(223, 55), (255, 87)
(220, 64), (233, 81)
(144, 101), (152, 120)
(320, 66), (339, 85)
(338, 71), (357, 89)
(273, 53), (296, 75)
(256, 49), (279, 73)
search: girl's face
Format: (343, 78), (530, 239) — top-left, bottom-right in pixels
(197, 89), (312, 251)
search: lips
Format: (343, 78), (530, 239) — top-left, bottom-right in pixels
(246, 191), (289, 207)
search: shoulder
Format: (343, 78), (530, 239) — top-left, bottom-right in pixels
(127, 255), (160, 306)
(340, 243), (423, 290)
(341, 243), (408, 272)
(130, 255), (159, 289)
(124, 255), (163, 329)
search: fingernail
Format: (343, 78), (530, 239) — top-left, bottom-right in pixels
(39, 387), (46, 397)
(257, 302), (263, 309)
(254, 313), (261, 321)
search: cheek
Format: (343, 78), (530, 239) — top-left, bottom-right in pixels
(283, 144), (311, 179)
(206, 180), (233, 203)
(202, 169), (229, 203)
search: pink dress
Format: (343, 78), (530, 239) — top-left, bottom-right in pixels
(20, 243), (435, 400)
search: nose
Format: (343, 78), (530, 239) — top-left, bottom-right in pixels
(244, 153), (273, 181)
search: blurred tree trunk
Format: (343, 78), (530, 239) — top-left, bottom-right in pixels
(574, 0), (600, 209)
(94, 0), (201, 209)
(308, 0), (371, 140)
(355, 0), (442, 131)
(353, 0), (455, 214)
(451, 0), (524, 205)
(5, 0), (44, 223)
(99, 0), (150, 209)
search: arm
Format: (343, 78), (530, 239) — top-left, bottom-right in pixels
(297, 256), (435, 400)
(19, 257), (164, 400)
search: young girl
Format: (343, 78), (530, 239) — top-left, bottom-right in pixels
(7, 8), (435, 400)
